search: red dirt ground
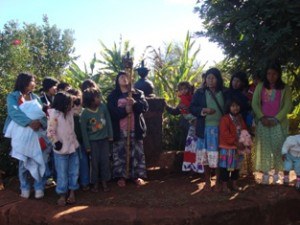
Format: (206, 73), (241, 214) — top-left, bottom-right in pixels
(0, 169), (299, 225)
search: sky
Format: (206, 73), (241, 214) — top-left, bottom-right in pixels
(0, 0), (224, 69)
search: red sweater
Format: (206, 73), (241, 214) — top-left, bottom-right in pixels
(179, 94), (192, 114)
(219, 114), (247, 149)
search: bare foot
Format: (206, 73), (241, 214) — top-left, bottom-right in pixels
(66, 191), (76, 204)
(117, 178), (126, 187)
(57, 195), (66, 206)
(202, 182), (212, 191)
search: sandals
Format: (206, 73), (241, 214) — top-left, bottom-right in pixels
(117, 178), (126, 187)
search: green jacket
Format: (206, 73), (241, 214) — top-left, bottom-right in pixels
(251, 82), (292, 131)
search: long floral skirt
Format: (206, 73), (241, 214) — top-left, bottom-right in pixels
(112, 131), (147, 179)
(254, 121), (286, 172)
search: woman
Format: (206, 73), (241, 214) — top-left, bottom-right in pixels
(107, 71), (149, 187)
(190, 68), (225, 191)
(3, 73), (47, 199)
(252, 62), (292, 185)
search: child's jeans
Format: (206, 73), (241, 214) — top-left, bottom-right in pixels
(54, 151), (79, 194)
(19, 161), (45, 193)
(77, 145), (90, 187)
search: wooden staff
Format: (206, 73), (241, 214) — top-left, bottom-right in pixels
(122, 52), (133, 178)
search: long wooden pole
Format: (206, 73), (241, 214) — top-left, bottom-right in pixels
(122, 52), (133, 178)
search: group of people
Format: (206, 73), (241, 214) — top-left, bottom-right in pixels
(2, 61), (300, 205)
(3, 71), (148, 205)
(168, 63), (299, 193)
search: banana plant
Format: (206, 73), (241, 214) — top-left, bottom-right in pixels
(145, 31), (205, 106)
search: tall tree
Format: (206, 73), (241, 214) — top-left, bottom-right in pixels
(194, 0), (300, 72)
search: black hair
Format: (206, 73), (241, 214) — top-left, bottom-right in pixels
(177, 81), (194, 95)
(81, 79), (100, 92)
(14, 72), (35, 93)
(57, 82), (71, 91)
(82, 87), (101, 108)
(67, 88), (82, 106)
(229, 71), (249, 90)
(204, 68), (224, 91)
(52, 92), (72, 116)
(42, 77), (59, 92)
(263, 61), (285, 90)
(224, 97), (242, 114)
(114, 71), (128, 94)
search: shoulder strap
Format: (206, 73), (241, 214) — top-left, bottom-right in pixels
(208, 89), (224, 115)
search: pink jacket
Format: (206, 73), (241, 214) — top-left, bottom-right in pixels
(47, 108), (79, 154)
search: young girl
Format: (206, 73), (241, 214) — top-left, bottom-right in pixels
(219, 98), (249, 193)
(47, 92), (79, 205)
(190, 68), (225, 191)
(4, 73), (47, 199)
(252, 62), (292, 184)
(80, 88), (113, 192)
(107, 71), (149, 187)
(165, 81), (201, 173)
(67, 88), (90, 191)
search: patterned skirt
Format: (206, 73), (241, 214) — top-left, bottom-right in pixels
(254, 121), (286, 172)
(182, 125), (204, 173)
(196, 126), (219, 168)
(112, 131), (147, 179)
(219, 148), (244, 171)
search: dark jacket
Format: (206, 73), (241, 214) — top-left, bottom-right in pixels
(107, 89), (149, 141)
(189, 88), (207, 138)
(190, 88), (225, 138)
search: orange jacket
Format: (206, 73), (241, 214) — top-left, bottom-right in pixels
(219, 114), (247, 149)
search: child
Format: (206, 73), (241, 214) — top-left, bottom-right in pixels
(190, 68), (225, 191)
(57, 82), (71, 92)
(81, 79), (100, 92)
(47, 92), (80, 206)
(4, 73), (47, 199)
(80, 88), (113, 192)
(177, 81), (196, 123)
(281, 134), (300, 190)
(67, 88), (90, 191)
(40, 77), (59, 113)
(165, 81), (202, 173)
(218, 98), (249, 193)
(40, 77), (59, 186)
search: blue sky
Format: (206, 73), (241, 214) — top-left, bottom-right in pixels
(0, 0), (224, 68)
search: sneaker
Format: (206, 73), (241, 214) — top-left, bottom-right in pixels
(272, 174), (280, 185)
(35, 190), (44, 199)
(261, 174), (269, 185)
(20, 190), (30, 199)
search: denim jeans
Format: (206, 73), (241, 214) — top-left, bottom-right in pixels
(54, 151), (79, 194)
(77, 145), (90, 186)
(19, 160), (45, 192)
